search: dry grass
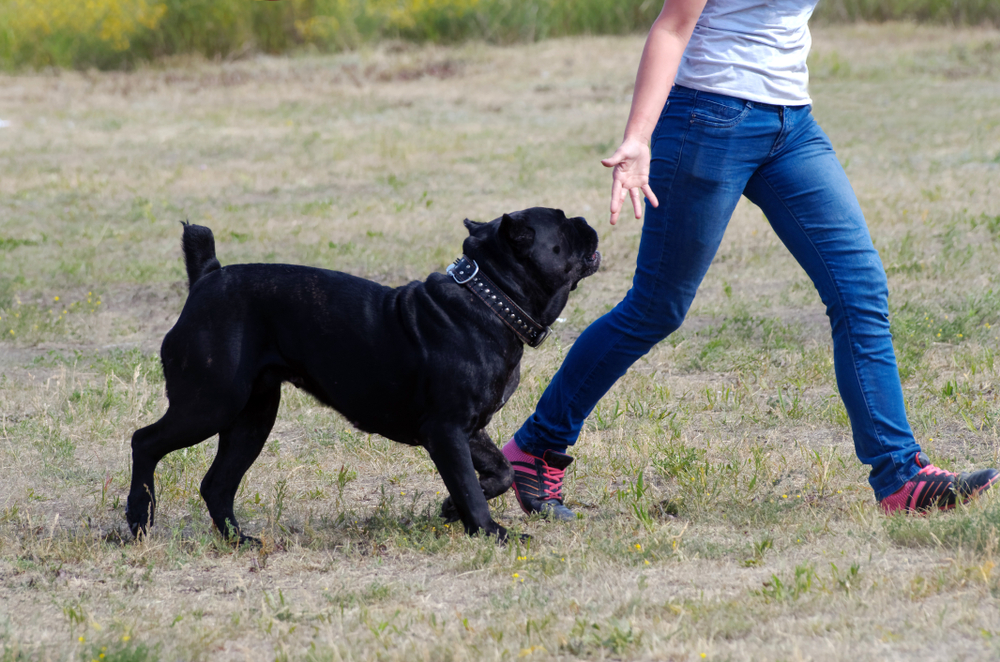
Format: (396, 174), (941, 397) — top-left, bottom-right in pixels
(1, 23), (1000, 661)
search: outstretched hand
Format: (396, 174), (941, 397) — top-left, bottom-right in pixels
(601, 138), (659, 225)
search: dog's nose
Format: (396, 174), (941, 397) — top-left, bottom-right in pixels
(586, 251), (602, 272)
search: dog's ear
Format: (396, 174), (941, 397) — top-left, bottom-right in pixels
(500, 213), (535, 254)
(463, 218), (485, 235)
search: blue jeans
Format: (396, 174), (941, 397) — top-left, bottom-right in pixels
(514, 85), (921, 500)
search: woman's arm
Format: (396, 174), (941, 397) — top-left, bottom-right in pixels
(602, 0), (707, 225)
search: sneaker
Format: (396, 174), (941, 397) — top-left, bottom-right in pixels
(502, 438), (577, 521)
(879, 452), (1000, 514)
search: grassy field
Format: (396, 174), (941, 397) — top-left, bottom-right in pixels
(2, 23), (1000, 661)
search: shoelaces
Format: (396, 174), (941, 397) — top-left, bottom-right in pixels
(542, 464), (565, 501)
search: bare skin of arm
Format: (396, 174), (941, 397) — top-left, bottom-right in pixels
(601, 0), (708, 225)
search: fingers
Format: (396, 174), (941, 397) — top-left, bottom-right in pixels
(603, 141), (655, 223)
(610, 175), (655, 223)
(609, 178), (623, 226)
(601, 151), (625, 169)
(612, 183), (652, 223)
(642, 183), (659, 209)
(629, 187), (643, 219)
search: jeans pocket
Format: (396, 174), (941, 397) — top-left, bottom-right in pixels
(689, 96), (751, 129)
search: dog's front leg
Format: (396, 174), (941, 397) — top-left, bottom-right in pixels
(424, 425), (508, 542)
(441, 430), (514, 523)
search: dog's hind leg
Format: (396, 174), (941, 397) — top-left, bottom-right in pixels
(199, 374), (281, 545)
(440, 430), (514, 524)
(126, 407), (229, 539)
(469, 430), (515, 500)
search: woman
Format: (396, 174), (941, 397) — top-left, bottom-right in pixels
(501, 0), (999, 518)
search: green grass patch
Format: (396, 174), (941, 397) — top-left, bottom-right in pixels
(0, 292), (103, 345)
(885, 501), (1000, 553)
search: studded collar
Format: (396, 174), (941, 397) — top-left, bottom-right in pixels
(447, 255), (549, 348)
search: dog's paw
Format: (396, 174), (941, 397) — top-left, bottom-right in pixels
(124, 496), (153, 540)
(216, 518), (259, 547)
(439, 497), (461, 523)
(234, 534), (261, 548)
(482, 521), (511, 544)
(127, 521), (143, 539)
(483, 523), (529, 545)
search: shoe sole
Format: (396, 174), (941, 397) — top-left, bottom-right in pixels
(510, 481), (576, 519)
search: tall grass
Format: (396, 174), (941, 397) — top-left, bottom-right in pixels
(0, 0), (167, 69)
(813, 0), (1000, 25)
(0, 0), (997, 70)
(0, 0), (663, 70)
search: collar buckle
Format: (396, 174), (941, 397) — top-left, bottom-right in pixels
(447, 256), (479, 285)
(528, 327), (550, 349)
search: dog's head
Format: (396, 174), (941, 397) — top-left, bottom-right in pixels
(461, 207), (600, 325)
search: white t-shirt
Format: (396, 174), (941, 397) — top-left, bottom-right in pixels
(674, 0), (819, 106)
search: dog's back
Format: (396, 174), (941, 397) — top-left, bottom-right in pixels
(165, 225), (460, 443)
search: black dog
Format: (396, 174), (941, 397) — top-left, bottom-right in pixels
(125, 208), (600, 543)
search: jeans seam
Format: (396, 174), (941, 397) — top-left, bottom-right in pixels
(690, 103), (752, 129)
(755, 169), (908, 494)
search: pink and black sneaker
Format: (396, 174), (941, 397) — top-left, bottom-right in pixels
(879, 452), (1000, 514)
(502, 438), (577, 521)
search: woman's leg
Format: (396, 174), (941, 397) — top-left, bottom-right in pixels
(514, 88), (780, 457)
(741, 105), (921, 500)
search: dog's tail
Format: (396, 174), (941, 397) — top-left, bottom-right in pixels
(181, 221), (221, 288)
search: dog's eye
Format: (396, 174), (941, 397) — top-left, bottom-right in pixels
(552, 245), (561, 254)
